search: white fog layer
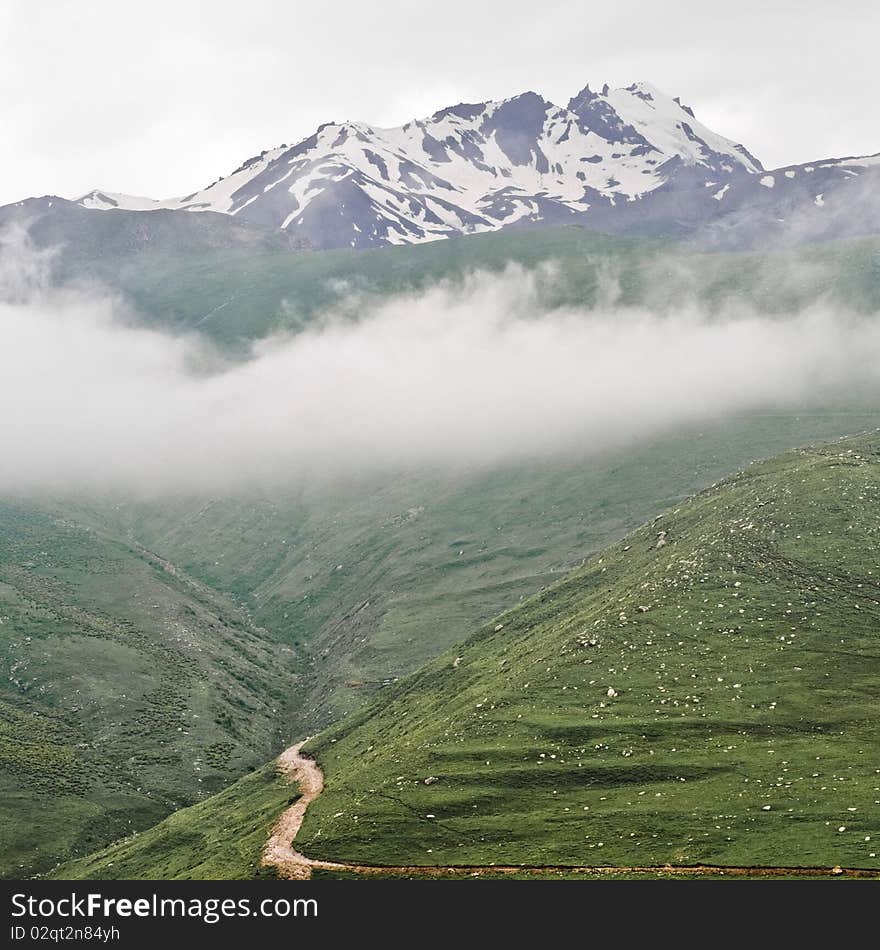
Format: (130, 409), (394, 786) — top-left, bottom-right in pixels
(1, 246), (878, 496)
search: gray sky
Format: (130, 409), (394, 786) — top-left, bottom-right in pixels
(1, 1), (877, 207)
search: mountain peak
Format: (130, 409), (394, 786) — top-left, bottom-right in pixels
(567, 83), (600, 108)
(500, 89), (549, 107)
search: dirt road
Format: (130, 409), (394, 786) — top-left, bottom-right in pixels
(262, 742), (880, 880)
(261, 741), (337, 879)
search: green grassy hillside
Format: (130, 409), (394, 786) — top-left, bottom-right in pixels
(294, 432), (880, 870)
(56, 431), (880, 878)
(86, 226), (880, 347)
(50, 762), (295, 881)
(0, 504), (299, 877)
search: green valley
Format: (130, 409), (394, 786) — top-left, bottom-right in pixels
(53, 431), (880, 878)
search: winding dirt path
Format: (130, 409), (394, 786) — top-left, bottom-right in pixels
(261, 741), (336, 879)
(262, 743), (880, 880)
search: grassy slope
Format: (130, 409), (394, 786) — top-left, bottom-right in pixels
(57, 431), (880, 878)
(0, 504), (299, 877)
(108, 227), (880, 347)
(294, 431), (880, 871)
(53, 763), (294, 881)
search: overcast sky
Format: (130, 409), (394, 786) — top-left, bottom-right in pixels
(1, 1), (876, 207)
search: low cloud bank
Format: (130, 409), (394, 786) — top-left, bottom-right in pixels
(1, 237), (878, 496)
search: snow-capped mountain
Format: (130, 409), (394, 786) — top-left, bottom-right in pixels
(77, 82), (766, 249)
(686, 153), (880, 248)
